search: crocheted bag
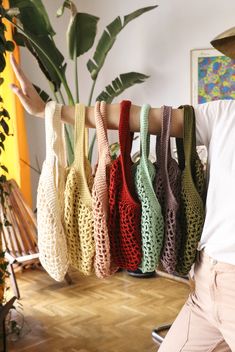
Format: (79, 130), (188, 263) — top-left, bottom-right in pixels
(108, 100), (142, 271)
(133, 104), (164, 273)
(155, 106), (182, 274)
(37, 101), (69, 281)
(64, 104), (94, 275)
(92, 101), (118, 278)
(176, 105), (206, 276)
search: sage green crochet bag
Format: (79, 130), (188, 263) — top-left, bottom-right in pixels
(176, 105), (206, 276)
(133, 104), (164, 273)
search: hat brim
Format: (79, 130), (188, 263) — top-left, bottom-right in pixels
(211, 26), (235, 59)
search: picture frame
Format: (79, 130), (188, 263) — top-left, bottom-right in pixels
(191, 48), (235, 105)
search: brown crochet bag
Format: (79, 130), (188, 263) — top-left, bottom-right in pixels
(176, 105), (206, 276)
(155, 106), (182, 274)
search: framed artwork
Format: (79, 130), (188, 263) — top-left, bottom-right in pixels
(191, 48), (235, 105)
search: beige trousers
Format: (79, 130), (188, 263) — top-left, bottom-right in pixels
(158, 251), (235, 352)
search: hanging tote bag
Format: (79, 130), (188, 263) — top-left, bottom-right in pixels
(133, 104), (164, 273)
(108, 100), (142, 271)
(176, 105), (206, 276)
(37, 101), (69, 281)
(64, 104), (95, 275)
(155, 106), (182, 274)
(92, 101), (118, 278)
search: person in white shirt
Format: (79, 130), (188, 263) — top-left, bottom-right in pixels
(9, 54), (235, 351)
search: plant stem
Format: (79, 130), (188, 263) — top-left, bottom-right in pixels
(49, 82), (59, 103)
(58, 89), (66, 105)
(87, 78), (98, 162)
(5, 15), (75, 106)
(74, 52), (79, 103)
(88, 79), (96, 106)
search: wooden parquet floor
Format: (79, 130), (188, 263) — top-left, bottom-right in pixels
(6, 268), (190, 352)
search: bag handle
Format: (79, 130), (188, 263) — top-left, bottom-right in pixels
(176, 105), (197, 171)
(94, 101), (110, 159)
(160, 106), (173, 179)
(74, 103), (86, 169)
(119, 100), (136, 196)
(119, 100), (133, 160)
(45, 101), (66, 167)
(155, 106), (171, 168)
(140, 103), (151, 163)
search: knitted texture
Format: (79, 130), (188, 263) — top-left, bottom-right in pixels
(108, 100), (142, 271)
(155, 106), (182, 274)
(37, 101), (69, 282)
(176, 105), (206, 276)
(64, 104), (95, 275)
(133, 104), (164, 273)
(92, 101), (118, 278)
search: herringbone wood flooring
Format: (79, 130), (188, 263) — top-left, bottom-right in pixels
(6, 267), (190, 352)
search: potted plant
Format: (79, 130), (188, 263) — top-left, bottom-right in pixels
(2, 0), (158, 163)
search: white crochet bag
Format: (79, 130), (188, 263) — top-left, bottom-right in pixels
(37, 101), (69, 281)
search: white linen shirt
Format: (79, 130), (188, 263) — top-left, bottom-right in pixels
(194, 99), (235, 265)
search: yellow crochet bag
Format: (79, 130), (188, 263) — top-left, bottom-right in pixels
(64, 104), (95, 275)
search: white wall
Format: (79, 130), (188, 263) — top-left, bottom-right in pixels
(22, 0), (235, 208)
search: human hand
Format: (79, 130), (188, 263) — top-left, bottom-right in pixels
(9, 54), (46, 118)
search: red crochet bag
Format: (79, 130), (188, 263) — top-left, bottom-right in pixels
(108, 100), (142, 270)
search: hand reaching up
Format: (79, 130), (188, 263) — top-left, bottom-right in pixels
(9, 54), (46, 118)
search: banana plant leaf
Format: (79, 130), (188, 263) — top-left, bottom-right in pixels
(9, 1), (66, 92)
(12, 28), (66, 92)
(88, 71), (149, 161)
(87, 5), (158, 80)
(67, 12), (99, 59)
(9, 0), (55, 36)
(96, 72), (149, 103)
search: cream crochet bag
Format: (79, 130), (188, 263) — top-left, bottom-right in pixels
(37, 101), (69, 281)
(64, 104), (95, 275)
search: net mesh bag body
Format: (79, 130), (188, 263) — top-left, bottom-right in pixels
(64, 104), (94, 275)
(133, 104), (164, 273)
(155, 106), (182, 274)
(176, 105), (206, 276)
(92, 101), (118, 278)
(108, 100), (142, 271)
(37, 101), (69, 281)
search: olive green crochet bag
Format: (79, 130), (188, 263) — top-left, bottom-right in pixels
(176, 105), (206, 276)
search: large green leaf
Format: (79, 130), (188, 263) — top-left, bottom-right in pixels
(87, 5), (158, 80)
(88, 71), (149, 161)
(9, 0), (66, 91)
(9, 0), (55, 36)
(12, 29), (66, 91)
(96, 72), (149, 103)
(67, 12), (99, 59)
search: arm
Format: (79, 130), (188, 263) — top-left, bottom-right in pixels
(10, 54), (183, 137)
